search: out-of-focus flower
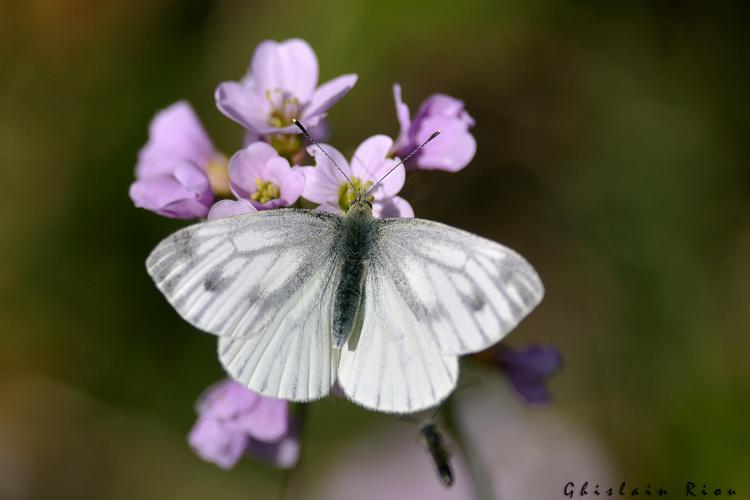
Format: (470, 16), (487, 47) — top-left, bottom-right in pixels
(298, 135), (414, 218)
(129, 162), (214, 219)
(392, 83), (476, 172)
(314, 386), (614, 500)
(497, 345), (562, 404)
(245, 420), (300, 469)
(216, 38), (357, 136)
(229, 142), (305, 210)
(129, 101), (229, 219)
(188, 379), (299, 470)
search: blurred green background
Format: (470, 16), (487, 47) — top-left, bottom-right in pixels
(1, 0), (749, 499)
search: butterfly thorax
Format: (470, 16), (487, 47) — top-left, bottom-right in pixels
(331, 202), (377, 349)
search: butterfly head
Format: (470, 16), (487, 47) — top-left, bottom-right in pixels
(349, 190), (373, 214)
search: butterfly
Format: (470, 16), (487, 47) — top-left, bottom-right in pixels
(145, 121), (544, 414)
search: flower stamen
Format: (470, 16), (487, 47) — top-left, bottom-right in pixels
(266, 89), (301, 128)
(205, 156), (231, 197)
(252, 178), (281, 204)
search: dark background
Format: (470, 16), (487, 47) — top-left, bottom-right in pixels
(1, 1), (748, 498)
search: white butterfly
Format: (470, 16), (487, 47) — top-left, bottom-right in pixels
(146, 124), (544, 414)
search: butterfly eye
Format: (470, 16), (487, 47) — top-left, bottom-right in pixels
(365, 200), (373, 209)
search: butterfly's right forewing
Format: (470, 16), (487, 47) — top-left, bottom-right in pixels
(371, 218), (544, 356)
(146, 209), (342, 401)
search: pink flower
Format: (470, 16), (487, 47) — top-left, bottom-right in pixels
(129, 101), (226, 219)
(216, 39), (357, 136)
(228, 142), (305, 210)
(392, 83), (476, 172)
(188, 379), (299, 469)
(298, 135), (414, 218)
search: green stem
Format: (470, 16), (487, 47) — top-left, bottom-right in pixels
(443, 397), (496, 500)
(279, 403), (309, 500)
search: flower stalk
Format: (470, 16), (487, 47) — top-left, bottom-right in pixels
(443, 396), (497, 500)
(280, 403), (309, 500)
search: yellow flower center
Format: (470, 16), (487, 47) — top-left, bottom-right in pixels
(266, 89), (301, 128)
(270, 133), (304, 162)
(205, 155), (231, 197)
(252, 178), (281, 204)
(338, 177), (374, 212)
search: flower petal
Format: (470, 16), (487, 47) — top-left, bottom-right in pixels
(303, 74), (358, 121)
(246, 423), (300, 469)
(351, 135), (404, 199)
(299, 144), (351, 204)
(232, 397), (289, 442)
(207, 199), (257, 220)
(413, 94), (475, 129)
(251, 39), (318, 103)
(391, 83), (413, 153)
(129, 162), (212, 219)
(413, 116), (476, 172)
(351, 135), (394, 177)
(136, 101), (216, 178)
(500, 346), (562, 405)
(248, 156), (301, 210)
(372, 196), (414, 219)
(215, 80), (274, 134)
(269, 159), (305, 206)
(229, 142), (281, 200)
(403, 93), (476, 172)
(314, 201), (343, 214)
(188, 417), (249, 470)
(307, 120), (330, 142)
(195, 379), (260, 419)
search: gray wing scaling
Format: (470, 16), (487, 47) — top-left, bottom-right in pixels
(146, 209), (342, 339)
(146, 208), (344, 402)
(371, 217), (544, 356)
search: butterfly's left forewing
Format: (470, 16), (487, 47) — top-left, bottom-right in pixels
(146, 209), (342, 401)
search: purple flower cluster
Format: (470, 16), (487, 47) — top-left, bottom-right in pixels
(189, 379), (299, 469)
(129, 37), (476, 222)
(131, 37), (558, 471)
(129, 101), (223, 219)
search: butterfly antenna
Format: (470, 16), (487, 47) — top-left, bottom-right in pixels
(366, 130), (440, 196)
(293, 119), (359, 198)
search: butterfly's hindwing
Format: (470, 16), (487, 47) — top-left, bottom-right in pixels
(338, 243), (460, 413)
(146, 209), (343, 401)
(217, 260), (341, 401)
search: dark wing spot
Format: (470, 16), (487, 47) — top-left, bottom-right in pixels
(467, 292), (485, 311)
(203, 269), (229, 293)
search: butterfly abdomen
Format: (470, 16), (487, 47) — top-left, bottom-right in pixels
(420, 423), (454, 487)
(331, 207), (378, 349)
